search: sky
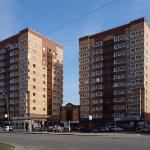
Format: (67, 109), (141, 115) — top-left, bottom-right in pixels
(0, 0), (150, 105)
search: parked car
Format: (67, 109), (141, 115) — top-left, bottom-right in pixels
(47, 126), (64, 132)
(99, 127), (109, 132)
(107, 126), (124, 132)
(92, 128), (99, 133)
(136, 127), (150, 133)
(80, 127), (92, 133)
(47, 126), (54, 132)
(0, 126), (4, 131)
(112, 127), (124, 132)
(3, 126), (13, 131)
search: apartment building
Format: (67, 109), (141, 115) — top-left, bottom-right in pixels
(79, 18), (150, 128)
(0, 28), (63, 129)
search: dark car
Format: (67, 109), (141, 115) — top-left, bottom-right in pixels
(107, 126), (124, 132)
(47, 126), (54, 132)
(99, 127), (109, 132)
(136, 128), (150, 133)
(80, 127), (92, 133)
(92, 128), (99, 133)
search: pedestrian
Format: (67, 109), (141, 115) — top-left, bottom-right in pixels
(25, 123), (29, 132)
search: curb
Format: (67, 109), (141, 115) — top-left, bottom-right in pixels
(49, 133), (141, 137)
(0, 131), (144, 137)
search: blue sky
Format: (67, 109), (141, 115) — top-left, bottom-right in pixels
(0, 0), (150, 105)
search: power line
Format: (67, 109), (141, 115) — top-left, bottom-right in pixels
(44, 0), (120, 35)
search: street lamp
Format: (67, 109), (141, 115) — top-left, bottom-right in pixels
(0, 92), (10, 131)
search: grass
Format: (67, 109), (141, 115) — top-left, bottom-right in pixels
(0, 143), (15, 150)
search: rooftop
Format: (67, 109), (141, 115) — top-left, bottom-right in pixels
(0, 27), (63, 48)
(79, 17), (146, 41)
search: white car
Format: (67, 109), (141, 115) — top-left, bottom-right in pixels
(3, 126), (13, 131)
(111, 127), (124, 132)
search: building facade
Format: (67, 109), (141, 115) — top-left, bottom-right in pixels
(0, 28), (63, 129)
(79, 18), (150, 128)
(60, 103), (79, 127)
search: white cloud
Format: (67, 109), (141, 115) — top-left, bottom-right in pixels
(0, 0), (18, 40)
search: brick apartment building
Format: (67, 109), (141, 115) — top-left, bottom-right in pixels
(79, 18), (150, 128)
(0, 28), (63, 130)
(60, 103), (79, 127)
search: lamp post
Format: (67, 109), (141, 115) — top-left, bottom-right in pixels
(1, 92), (10, 131)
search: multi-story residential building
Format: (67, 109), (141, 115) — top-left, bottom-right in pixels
(0, 28), (63, 130)
(79, 18), (150, 128)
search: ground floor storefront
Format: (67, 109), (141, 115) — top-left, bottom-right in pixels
(11, 117), (47, 131)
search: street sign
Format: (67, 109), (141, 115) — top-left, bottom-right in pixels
(4, 114), (8, 118)
(89, 115), (92, 121)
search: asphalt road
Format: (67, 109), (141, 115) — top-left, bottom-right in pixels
(0, 133), (150, 150)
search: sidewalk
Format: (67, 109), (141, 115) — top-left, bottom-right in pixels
(50, 132), (142, 137)
(0, 130), (144, 138)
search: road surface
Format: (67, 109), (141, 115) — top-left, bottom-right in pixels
(0, 133), (150, 150)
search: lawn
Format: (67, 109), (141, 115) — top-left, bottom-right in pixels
(0, 143), (15, 150)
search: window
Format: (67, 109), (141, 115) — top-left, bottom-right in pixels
(114, 74), (125, 80)
(114, 113), (124, 118)
(33, 78), (36, 82)
(19, 39), (28, 46)
(130, 46), (144, 53)
(129, 96), (140, 101)
(32, 42), (36, 46)
(33, 93), (36, 96)
(33, 107), (36, 110)
(114, 90), (125, 95)
(130, 63), (144, 69)
(113, 105), (125, 110)
(43, 74), (46, 77)
(33, 85), (36, 89)
(130, 29), (144, 37)
(114, 97), (125, 102)
(130, 38), (144, 45)
(113, 82), (125, 87)
(130, 55), (144, 61)
(43, 108), (46, 111)
(114, 35), (126, 41)
(10, 57), (18, 63)
(114, 66), (126, 72)
(114, 43), (126, 49)
(33, 100), (36, 103)
(43, 60), (46, 64)
(33, 49), (36, 54)
(33, 64), (36, 67)
(114, 59), (125, 64)
(43, 94), (46, 98)
(114, 51), (125, 57)
(10, 50), (18, 56)
(33, 57), (36, 61)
